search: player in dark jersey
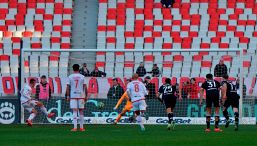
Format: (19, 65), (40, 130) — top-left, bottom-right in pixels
(200, 73), (222, 132)
(157, 78), (182, 130)
(221, 74), (240, 131)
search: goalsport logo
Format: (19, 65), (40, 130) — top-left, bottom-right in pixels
(0, 102), (15, 124)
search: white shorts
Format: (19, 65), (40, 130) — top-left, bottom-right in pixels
(70, 99), (85, 109)
(132, 100), (147, 111)
(22, 100), (38, 113)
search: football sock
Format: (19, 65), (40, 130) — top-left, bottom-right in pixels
(223, 110), (229, 120)
(234, 112), (239, 126)
(73, 110), (78, 129)
(40, 106), (48, 116)
(215, 116), (220, 128)
(206, 116), (211, 129)
(136, 116), (144, 129)
(28, 113), (36, 121)
(116, 114), (122, 123)
(168, 112), (173, 124)
(79, 110), (84, 129)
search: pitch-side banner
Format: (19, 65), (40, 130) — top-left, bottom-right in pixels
(0, 99), (20, 124)
(52, 117), (256, 125)
(0, 76), (257, 97)
(24, 99), (257, 125)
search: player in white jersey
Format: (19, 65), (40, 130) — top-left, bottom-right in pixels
(21, 78), (55, 126)
(127, 73), (148, 131)
(66, 64), (87, 132)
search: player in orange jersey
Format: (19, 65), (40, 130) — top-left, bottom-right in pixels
(113, 79), (133, 124)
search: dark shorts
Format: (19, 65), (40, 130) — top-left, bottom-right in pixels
(206, 95), (220, 108)
(224, 94), (239, 109)
(163, 96), (177, 109)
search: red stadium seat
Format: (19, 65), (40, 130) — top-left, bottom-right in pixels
(162, 52), (172, 56)
(0, 55), (10, 61)
(51, 37), (61, 43)
(115, 52), (124, 56)
(31, 43), (42, 49)
(11, 37), (21, 43)
(124, 61), (134, 67)
(144, 37), (154, 43)
(106, 37), (116, 43)
(173, 55), (184, 61)
(219, 43), (229, 49)
(243, 61), (251, 68)
(62, 32), (71, 37)
(239, 37), (249, 43)
(144, 55), (154, 62)
(222, 55), (233, 62)
(24, 60), (29, 67)
(162, 43), (172, 49)
(201, 61), (212, 67)
(49, 56), (59, 61)
(22, 31), (33, 37)
(96, 62), (105, 67)
(96, 52), (106, 55)
(163, 61), (173, 67)
(61, 43), (71, 49)
(193, 55), (203, 61)
(200, 43), (210, 49)
(125, 43), (134, 49)
(12, 49), (20, 56)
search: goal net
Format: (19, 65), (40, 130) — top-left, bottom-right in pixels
(20, 49), (256, 125)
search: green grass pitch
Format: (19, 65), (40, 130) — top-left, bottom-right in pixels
(0, 125), (257, 146)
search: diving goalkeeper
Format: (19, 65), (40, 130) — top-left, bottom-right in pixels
(113, 80), (133, 124)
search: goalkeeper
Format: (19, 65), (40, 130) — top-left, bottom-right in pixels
(113, 80), (133, 124)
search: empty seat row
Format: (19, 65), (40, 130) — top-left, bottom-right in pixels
(97, 1), (257, 51)
(94, 51), (255, 78)
(0, 0), (73, 78)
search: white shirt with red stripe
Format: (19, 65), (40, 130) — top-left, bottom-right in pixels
(20, 84), (32, 104)
(67, 73), (86, 99)
(127, 80), (148, 102)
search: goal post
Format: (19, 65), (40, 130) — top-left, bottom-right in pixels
(20, 48), (255, 125)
